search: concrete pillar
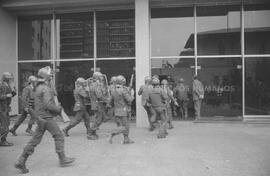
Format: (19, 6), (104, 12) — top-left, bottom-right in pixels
(135, 0), (150, 127)
(0, 8), (18, 115)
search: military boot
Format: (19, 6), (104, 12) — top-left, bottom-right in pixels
(15, 152), (29, 174)
(25, 126), (34, 136)
(108, 133), (115, 144)
(57, 152), (75, 167)
(9, 127), (18, 136)
(87, 130), (99, 140)
(123, 135), (134, 144)
(168, 121), (174, 129)
(62, 128), (70, 137)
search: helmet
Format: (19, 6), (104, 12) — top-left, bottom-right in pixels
(144, 76), (151, 83)
(161, 79), (168, 85)
(2, 72), (13, 81)
(38, 66), (53, 80)
(152, 77), (160, 85)
(92, 72), (102, 79)
(75, 77), (85, 86)
(179, 78), (184, 83)
(116, 75), (126, 85)
(28, 75), (37, 83)
(152, 75), (159, 80)
(110, 76), (117, 84)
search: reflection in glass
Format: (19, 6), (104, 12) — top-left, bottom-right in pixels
(244, 4), (270, 54)
(196, 5), (241, 55)
(97, 10), (135, 58)
(151, 58), (195, 119)
(96, 59), (136, 117)
(18, 16), (52, 60)
(151, 7), (194, 57)
(197, 58), (242, 117)
(18, 62), (52, 111)
(58, 13), (94, 59)
(55, 61), (94, 115)
(245, 58), (270, 115)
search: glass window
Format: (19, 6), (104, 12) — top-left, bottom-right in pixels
(197, 5), (241, 55)
(96, 59), (136, 117)
(151, 58), (195, 120)
(244, 4), (270, 54)
(245, 57), (270, 115)
(18, 15), (52, 60)
(96, 10), (135, 58)
(55, 61), (94, 115)
(197, 57), (242, 117)
(18, 62), (53, 111)
(57, 12), (94, 59)
(151, 7), (194, 57)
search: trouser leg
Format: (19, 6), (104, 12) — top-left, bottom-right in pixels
(23, 120), (46, 155)
(27, 108), (36, 127)
(183, 101), (188, 119)
(166, 103), (173, 129)
(82, 110), (91, 135)
(11, 110), (28, 132)
(64, 111), (83, 132)
(110, 116), (125, 136)
(144, 106), (153, 129)
(46, 119), (64, 154)
(0, 111), (10, 142)
(90, 104), (105, 131)
(156, 108), (167, 138)
(194, 100), (202, 119)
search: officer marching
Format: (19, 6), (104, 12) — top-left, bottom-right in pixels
(108, 76), (119, 126)
(62, 77), (91, 138)
(10, 76), (37, 136)
(108, 75), (134, 144)
(15, 66), (75, 174)
(161, 79), (178, 129)
(0, 72), (16, 147)
(147, 77), (169, 139)
(138, 76), (154, 131)
(87, 71), (108, 140)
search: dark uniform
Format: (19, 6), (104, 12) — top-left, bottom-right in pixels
(108, 83), (134, 144)
(63, 84), (91, 137)
(107, 82), (117, 125)
(88, 77), (107, 140)
(192, 77), (204, 119)
(174, 79), (189, 120)
(15, 66), (75, 174)
(147, 80), (168, 138)
(0, 75), (16, 146)
(138, 83), (153, 130)
(10, 84), (36, 136)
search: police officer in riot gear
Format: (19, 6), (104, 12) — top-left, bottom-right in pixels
(88, 71), (108, 140)
(0, 72), (16, 147)
(161, 79), (178, 129)
(147, 77), (169, 139)
(15, 66), (75, 174)
(10, 76), (37, 136)
(62, 77), (91, 138)
(138, 76), (154, 131)
(108, 75), (134, 144)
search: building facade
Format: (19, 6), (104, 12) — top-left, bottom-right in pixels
(0, 0), (270, 126)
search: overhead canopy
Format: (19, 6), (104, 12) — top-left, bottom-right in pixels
(1, 0), (269, 15)
(0, 0), (135, 14)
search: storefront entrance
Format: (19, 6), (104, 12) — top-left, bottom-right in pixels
(197, 58), (242, 119)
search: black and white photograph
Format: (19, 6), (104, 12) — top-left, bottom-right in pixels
(0, 0), (270, 175)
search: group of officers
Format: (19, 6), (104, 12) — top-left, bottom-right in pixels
(0, 65), (205, 174)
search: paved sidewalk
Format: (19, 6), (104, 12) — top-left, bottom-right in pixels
(1, 121), (270, 176)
